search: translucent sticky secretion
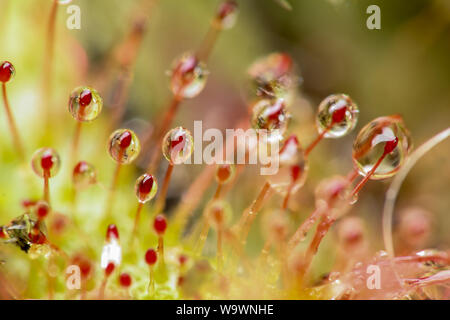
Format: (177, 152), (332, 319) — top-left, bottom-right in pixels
(266, 135), (308, 196)
(162, 127), (194, 165)
(73, 161), (97, 189)
(135, 173), (158, 203)
(251, 98), (290, 142)
(170, 53), (208, 99)
(206, 200), (232, 229)
(352, 115), (412, 180)
(31, 147), (61, 178)
(247, 52), (298, 103)
(213, 1), (239, 30)
(316, 94), (359, 138)
(68, 86), (103, 122)
(108, 129), (141, 164)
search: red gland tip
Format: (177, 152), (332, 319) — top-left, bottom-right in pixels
(171, 134), (185, 150)
(216, 164), (232, 183)
(139, 174), (154, 195)
(179, 254), (188, 265)
(36, 202), (50, 219)
(280, 135), (299, 154)
(40, 152), (54, 170)
(331, 106), (347, 124)
(0, 61), (14, 83)
(291, 165), (302, 182)
(119, 273), (132, 288)
(267, 100), (284, 122)
(384, 137), (398, 154)
(105, 262), (115, 276)
(106, 224), (119, 241)
(79, 89), (92, 107)
(80, 262), (92, 279)
(0, 226), (6, 238)
(153, 214), (167, 235)
(217, 1), (237, 20)
(22, 199), (37, 208)
(145, 249), (157, 265)
(178, 55), (198, 76)
(119, 131), (132, 149)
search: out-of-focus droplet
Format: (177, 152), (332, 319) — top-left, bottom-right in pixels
(4, 214), (48, 256)
(170, 53), (208, 98)
(266, 135), (308, 196)
(314, 175), (350, 216)
(213, 1), (239, 30)
(215, 164), (235, 184)
(108, 129), (141, 164)
(135, 173), (158, 203)
(261, 209), (289, 243)
(31, 147), (61, 178)
(72, 161), (97, 189)
(247, 53), (298, 104)
(68, 86), (103, 122)
(251, 98), (290, 142)
(206, 200), (232, 229)
(162, 127), (194, 165)
(316, 94), (359, 138)
(352, 115), (412, 179)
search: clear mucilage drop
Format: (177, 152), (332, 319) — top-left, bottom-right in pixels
(352, 115), (411, 179)
(316, 94), (359, 138)
(162, 127), (194, 165)
(108, 129), (141, 164)
(170, 53), (208, 99)
(68, 86), (103, 122)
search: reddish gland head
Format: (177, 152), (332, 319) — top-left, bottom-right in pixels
(106, 224), (119, 241)
(74, 161), (88, 175)
(331, 106), (347, 124)
(179, 254), (188, 265)
(277, 53), (293, 77)
(154, 214), (167, 235)
(79, 89), (92, 107)
(37, 203), (50, 219)
(216, 165), (232, 183)
(145, 249), (157, 265)
(179, 56), (197, 77)
(171, 134), (185, 150)
(22, 199), (37, 208)
(0, 226), (6, 238)
(119, 131), (132, 149)
(291, 165), (302, 182)
(280, 135), (299, 154)
(79, 261), (92, 279)
(40, 152), (54, 170)
(267, 100), (284, 123)
(217, 1), (237, 20)
(119, 273), (132, 288)
(139, 174), (154, 195)
(0, 61), (14, 83)
(384, 137), (399, 154)
(105, 262), (115, 277)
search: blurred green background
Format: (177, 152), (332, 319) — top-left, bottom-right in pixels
(0, 0), (449, 292)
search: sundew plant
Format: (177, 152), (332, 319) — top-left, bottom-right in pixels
(0, 0), (449, 300)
